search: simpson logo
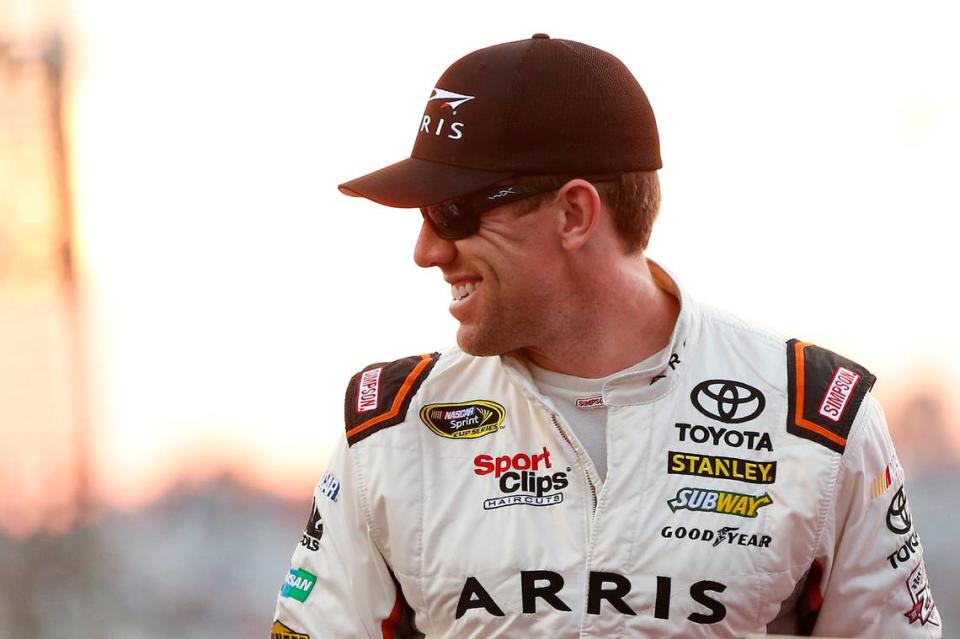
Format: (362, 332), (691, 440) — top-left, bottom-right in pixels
(668, 487), (773, 518)
(661, 524), (772, 549)
(474, 446), (568, 509)
(271, 620), (310, 639)
(281, 567), (317, 603)
(818, 366), (862, 422)
(356, 367), (382, 413)
(421, 401), (505, 439)
(668, 451), (777, 485)
(576, 394), (604, 409)
(904, 561), (940, 626)
(871, 455), (904, 500)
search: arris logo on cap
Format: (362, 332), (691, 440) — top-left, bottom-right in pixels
(420, 87), (474, 141)
(428, 88), (475, 110)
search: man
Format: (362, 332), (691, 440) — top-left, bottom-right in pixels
(271, 35), (941, 638)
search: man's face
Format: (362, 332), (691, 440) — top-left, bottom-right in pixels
(414, 197), (565, 357)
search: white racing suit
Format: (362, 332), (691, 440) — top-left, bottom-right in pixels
(271, 262), (942, 638)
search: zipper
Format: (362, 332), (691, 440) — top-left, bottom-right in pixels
(550, 414), (598, 514)
(550, 412), (598, 634)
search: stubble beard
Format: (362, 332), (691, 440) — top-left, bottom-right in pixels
(455, 285), (551, 357)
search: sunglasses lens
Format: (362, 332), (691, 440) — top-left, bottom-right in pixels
(423, 201), (477, 240)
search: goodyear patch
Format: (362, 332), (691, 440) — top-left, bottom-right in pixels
(668, 487), (773, 518)
(786, 339), (875, 454)
(271, 620), (310, 639)
(668, 451), (776, 485)
(420, 400), (505, 439)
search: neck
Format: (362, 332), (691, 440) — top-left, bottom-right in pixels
(518, 257), (680, 378)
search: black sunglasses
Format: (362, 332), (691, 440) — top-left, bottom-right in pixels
(420, 174), (619, 240)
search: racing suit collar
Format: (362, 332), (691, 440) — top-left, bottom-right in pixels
(502, 258), (696, 407)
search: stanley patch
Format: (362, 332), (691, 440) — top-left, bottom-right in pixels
(668, 487), (773, 518)
(271, 620), (309, 639)
(420, 401), (505, 439)
(668, 451), (777, 484)
(345, 353), (439, 446)
(786, 339), (876, 454)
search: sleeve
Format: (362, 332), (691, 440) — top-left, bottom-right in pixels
(809, 393), (942, 637)
(270, 435), (416, 639)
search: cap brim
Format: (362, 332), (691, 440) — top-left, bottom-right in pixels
(338, 157), (515, 208)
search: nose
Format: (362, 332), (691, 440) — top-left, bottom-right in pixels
(414, 218), (457, 268)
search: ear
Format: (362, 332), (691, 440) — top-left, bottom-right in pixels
(554, 178), (603, 252)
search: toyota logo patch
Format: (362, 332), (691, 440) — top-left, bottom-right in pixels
(886, 485), (912, 535)
(691, 380), (766, 424)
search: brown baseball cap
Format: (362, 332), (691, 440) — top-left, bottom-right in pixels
(338, 34), (661, 208)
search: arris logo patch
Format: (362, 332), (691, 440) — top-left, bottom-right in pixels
(420, 88), (475, 140)
(428, 88), (475, 110)
(420, 401), (505, 439)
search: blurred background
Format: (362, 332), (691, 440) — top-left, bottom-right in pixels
(1, 0), (957, 636)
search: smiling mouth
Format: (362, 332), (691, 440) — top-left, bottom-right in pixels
(451, 281), (481, 301)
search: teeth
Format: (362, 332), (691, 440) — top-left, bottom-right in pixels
(451, 281), (479, 301)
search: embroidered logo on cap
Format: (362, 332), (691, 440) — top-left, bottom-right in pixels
(428, 88), (475, 110)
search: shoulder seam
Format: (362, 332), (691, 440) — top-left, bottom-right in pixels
(699, 305), (786, 350)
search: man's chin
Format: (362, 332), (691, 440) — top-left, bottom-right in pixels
(456, 326), (510, 357)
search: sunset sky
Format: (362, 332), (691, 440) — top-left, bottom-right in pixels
(12, 0), (959, 522)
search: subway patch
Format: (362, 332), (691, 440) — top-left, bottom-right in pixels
(668, 487), (773, 518)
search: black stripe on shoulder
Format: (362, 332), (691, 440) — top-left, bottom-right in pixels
(344, 352), (440, 447)
(786, 338), (876, 454)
